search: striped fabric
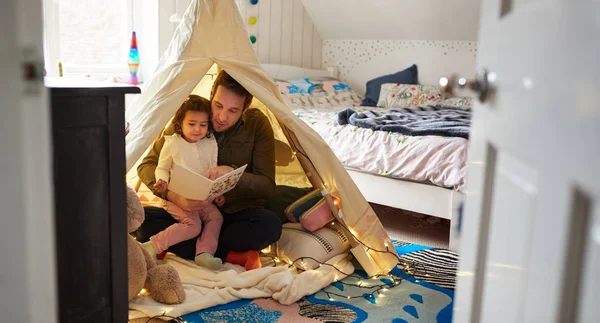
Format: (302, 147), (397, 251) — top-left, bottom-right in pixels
(399, 248), (459, 289)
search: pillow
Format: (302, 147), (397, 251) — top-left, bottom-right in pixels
(438, 97), (474, 109)
(269, 223), (351, 270)
(361, 64), (418, 106)
(377, 83), (444, 108)
(284, 189), (339, 232)
(275, 77), (363, 109)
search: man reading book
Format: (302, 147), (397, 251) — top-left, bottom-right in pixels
(136, 70), (281, 270)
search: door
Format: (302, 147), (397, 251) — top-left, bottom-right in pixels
(0, 0), (58, 321)
(452, 1), (599, 323)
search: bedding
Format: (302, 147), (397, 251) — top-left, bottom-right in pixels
(439, 97), (474, 109)
(361, 64), (418, 106)
(275, 77), (362, 109)
(376, 83), (444, 108)
(274, 75), (468, 192)
(337, 106), (471, 139)
(129, 252), (354, 320)
(292, 105), (468, 192)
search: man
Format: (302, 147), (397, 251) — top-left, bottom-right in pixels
(136, 70), (282, 270)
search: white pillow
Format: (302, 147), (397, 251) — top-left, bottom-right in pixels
(377, 83), (444, 108)
(268, 223), (351, 271)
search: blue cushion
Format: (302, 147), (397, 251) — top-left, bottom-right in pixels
(361, 64), (418, 106)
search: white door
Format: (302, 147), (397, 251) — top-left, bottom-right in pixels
(452, 1), (599, 323)
(0, 0), (58, 321)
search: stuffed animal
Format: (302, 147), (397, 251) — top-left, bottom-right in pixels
(126, 183), (186, 305)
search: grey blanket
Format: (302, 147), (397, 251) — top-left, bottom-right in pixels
(337, 106), (471, 139)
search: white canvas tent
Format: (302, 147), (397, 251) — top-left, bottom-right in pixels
(125, 0), (397, 278)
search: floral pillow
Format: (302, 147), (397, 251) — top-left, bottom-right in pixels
(275, 77), (363, 109)
(376, 83), (444, 108)
(438, 97), (474, 109)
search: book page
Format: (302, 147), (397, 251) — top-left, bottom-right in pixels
(168, 164), (212, 201)
(168, 164), (247, 201)
(205, 165), (247, 200)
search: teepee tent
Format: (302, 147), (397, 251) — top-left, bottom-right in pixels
(125, 0), (397, 277)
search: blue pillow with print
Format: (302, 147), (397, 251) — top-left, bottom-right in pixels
(361, 64), (418, 106)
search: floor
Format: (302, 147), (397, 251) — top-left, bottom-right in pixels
(370, 203), (451, 249)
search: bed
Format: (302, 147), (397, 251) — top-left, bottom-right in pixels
(262, 64), (468, 250)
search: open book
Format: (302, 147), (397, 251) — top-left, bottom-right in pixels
(168, 164), (247, 201)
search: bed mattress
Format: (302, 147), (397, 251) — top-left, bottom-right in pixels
(292, 106), (468, 192)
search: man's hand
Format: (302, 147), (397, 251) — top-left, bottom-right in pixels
(154, 179), (168, 192)
(167, 190), (209, 212)
(204, 165), (234, 180)
(214, 195), (225, 208)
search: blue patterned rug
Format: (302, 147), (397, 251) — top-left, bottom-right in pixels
(181, 240), (457, 323)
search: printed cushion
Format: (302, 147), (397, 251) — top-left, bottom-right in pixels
(275, 77), (363, 109)
(439, 97), (474, 109)
(361, 64), (419, 107)
(269, 223), (351, 270)
(377, 83), (444, 108)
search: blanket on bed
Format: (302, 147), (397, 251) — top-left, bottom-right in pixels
(337, 106), (472, 139)
(128, 253), (354, 320)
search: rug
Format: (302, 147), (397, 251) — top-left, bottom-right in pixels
(179, 240), (458, 323)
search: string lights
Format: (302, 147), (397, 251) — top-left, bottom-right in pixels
(257, 191), (449, 304)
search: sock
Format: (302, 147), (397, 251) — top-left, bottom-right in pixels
(156, 251), (167, 260)
(225, 250), (262, 271)
(142, 241), (157, 260)
(194, 252), (223, 270)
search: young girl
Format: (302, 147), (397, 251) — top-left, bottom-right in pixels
(143, 95), (224, 270)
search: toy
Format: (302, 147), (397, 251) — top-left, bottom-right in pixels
(126, 182), (185, 309)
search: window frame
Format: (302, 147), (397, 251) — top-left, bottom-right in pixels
(43, 0), (135, 78)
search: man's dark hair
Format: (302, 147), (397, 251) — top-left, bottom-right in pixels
(210, 70), (253, 110)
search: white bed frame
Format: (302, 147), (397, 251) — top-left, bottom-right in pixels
(263, 63), (464, 250)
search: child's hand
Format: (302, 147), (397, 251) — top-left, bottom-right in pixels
(204, 166), (234, 180)
(215, 195), (225, 208)
(154, 179), (168, 192)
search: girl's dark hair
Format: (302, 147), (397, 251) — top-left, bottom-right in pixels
(172, 95), (213, 138)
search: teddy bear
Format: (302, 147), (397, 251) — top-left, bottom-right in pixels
(126, 183), (186, 308)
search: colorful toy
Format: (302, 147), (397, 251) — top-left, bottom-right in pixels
(250, 35), (257, 44)
(128, 31), (140, 85)
(248, 16), (257, 25)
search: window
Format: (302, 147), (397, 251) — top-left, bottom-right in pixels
(43, 0), (134, 78)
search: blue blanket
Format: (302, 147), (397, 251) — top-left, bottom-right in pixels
(337, 106), (471, 139)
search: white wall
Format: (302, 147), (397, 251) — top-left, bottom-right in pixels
(299, 0), (481, 94)
(302, 0), (480, 41)
(323, 40), (478, 95)
(151, 0), (322, 72)
(244, 0), (322, 69)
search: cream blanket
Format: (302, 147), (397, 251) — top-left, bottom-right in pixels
(128, 253), (354, 320)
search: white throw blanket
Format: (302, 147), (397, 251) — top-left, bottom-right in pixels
(128, 253), (355, 320)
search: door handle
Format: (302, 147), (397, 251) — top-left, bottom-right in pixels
(439, 68), (494, 103)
